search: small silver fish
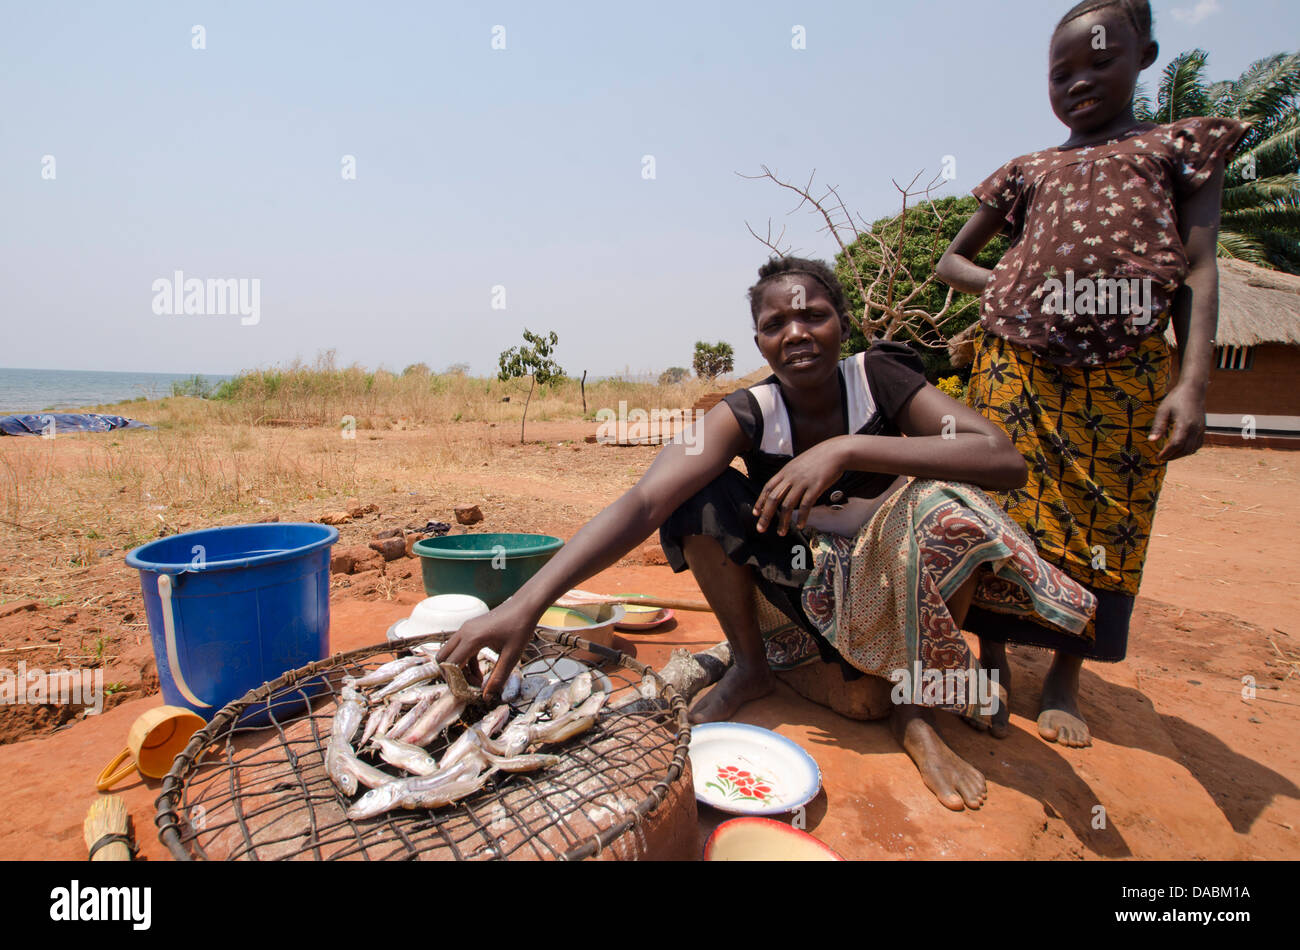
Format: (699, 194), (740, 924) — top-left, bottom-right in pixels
(371, 662), (442, 701)
(325, 740), (358, 796)
(346, 758), (484, 820)
(326, 739), (391, 794)
(482, 750), (561, 773)
(340, 685), (365, 705)
(344, 654), (428, 689)
(373, 736), (441, 776)
(438, 705), (510, 769)
(531, 714), (597, 745)
(568, 672), (593, 707)
(392, 683), (445, 705)
(331, 697), (364, 746)
(387, 695), (433, 742)
(530, 693), (606, 745)
(400, 693), (465, 747)
(398, 768), (497, 811)
(501, 672), (522, 703)
(344, 750), (394, 790)
(360, 700), (391, 747)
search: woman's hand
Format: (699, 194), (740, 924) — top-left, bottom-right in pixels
(804, 477), (907, 536)
(753, 438), (848, 535)
(436, 600), (538, 697)
(1150, 382), (1207, 462)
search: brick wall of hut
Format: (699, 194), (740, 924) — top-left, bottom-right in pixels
(1199, 344), (1300, 418)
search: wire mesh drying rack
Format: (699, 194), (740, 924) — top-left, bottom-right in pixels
(154, 630), (691, 860)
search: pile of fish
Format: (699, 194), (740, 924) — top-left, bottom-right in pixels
(324, 645), (613, 821)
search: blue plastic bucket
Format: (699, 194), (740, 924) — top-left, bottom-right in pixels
(126, 523), (338, 723)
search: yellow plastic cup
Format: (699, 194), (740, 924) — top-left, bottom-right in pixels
(95, 705), (205, 791)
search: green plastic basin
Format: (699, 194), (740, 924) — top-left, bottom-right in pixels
(411, 533), (564, 608)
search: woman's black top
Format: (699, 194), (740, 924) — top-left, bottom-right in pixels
(721, 341), (928, 505)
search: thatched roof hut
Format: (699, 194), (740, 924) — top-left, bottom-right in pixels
(1190, 259), (1300, 347)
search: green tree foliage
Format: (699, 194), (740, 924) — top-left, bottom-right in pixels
(1135, 50), (1300, 273)
(402, 362), (431, 376)
(693, 342), (734, 380)
(836, 196), (1008, 377)
(498, 329), (564, 443)
(658, 366), (690, 385)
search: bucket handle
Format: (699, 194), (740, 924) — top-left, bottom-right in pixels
(95, 747), (137, 792)
(157, 573), (210, 709)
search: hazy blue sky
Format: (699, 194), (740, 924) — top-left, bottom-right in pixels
(3, 0), (1295, 378)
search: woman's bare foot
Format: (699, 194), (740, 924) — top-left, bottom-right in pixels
(891, 704), (988, 811)
(688, 663), (775, 724)
(1037, 652), (1091, 747)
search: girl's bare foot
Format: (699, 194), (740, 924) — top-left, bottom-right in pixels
(688, 663), (775, 724)
(1037, 651), (1091, 747)
(982, 641), (1012, 738)
(962, 640), (1012, 738)
(891, 704), (988, 811)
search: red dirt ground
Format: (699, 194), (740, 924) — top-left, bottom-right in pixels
(0, 439), (1296, 860)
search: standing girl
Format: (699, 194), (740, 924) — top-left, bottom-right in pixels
(938, 0), (1247, 746)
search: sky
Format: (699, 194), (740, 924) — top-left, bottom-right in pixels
(2, 0), (1296, 379)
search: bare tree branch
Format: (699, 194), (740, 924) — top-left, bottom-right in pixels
(743, 217), (792, 258)
(742, 165), (976, 348)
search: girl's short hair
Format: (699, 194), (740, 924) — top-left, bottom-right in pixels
(1056, 0), (1154, 45)
(747, 256), (851, 327)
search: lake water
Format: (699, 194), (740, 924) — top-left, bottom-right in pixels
(0, 367), (232, 413)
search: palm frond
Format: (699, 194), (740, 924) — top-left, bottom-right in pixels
(1132, 80), (1154, 122)
(1253, 229), (1300, 273)
(1216, 229), (1274, 266)
(1205, 79), (1238, 116)
(1232, 53), (1300, 124)
(1232, 116), (1300, 180)
(1221, 174), (1300, 212)
(1221, 206), (1300, 236)
(1157, 49), (1210, 123)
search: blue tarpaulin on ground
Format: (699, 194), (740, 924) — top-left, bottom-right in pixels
(0, 413), (153, 436)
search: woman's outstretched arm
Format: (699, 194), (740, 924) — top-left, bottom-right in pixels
(753, 386), (1027, 537)
(438, 404), (749, 691)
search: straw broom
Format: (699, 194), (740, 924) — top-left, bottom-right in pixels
(83, 795), (133, 861)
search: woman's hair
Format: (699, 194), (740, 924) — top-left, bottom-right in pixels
(747, 256), (851, 327)
(1056, 0), (1154, 45)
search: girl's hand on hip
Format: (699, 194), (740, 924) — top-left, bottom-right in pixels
(1150, 384), (1207, 462)
(754, 438), (848, 535)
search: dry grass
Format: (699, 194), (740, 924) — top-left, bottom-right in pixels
(201, 353), (718, 430)
(0, 365), (717, 608)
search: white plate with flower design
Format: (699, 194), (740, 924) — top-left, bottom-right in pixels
(688, 722), (822, 817)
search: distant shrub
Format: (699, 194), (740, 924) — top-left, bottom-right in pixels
(658, 367), (690, 385)
(170, 375), (214, 399)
